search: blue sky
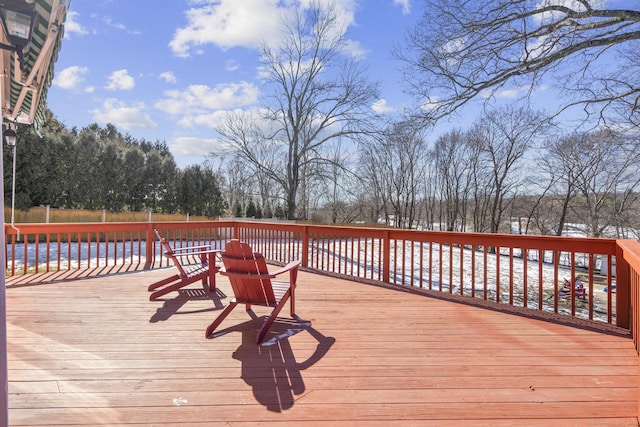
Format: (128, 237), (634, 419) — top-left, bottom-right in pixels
(47, 0), (421, 167)
(46, 1), (631, 169)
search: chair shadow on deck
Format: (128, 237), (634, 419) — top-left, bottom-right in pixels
(216, 314), (336, 412)
(149, 287), (227, 323)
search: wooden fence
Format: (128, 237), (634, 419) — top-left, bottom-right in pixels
(4, 206), (211, 224)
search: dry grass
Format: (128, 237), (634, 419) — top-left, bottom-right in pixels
(4, 206), (212, 223)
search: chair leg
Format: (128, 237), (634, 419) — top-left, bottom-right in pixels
(149, 285), (180, 301)
(207, 254), (218, 292)
(290, 285), (295, 316)
(149, 275), (206, 301)
(256, 289), (292, 344)
(148, 274), (179, 291)
(208, 266), (217, 292)
(205, 302), (238, 338)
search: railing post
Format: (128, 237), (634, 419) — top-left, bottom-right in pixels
(233, 223), (239, 241)
(615, 241), (630, 329)
(144, 223), (155, 270)
(301, 225), (309, 268)
(382, 230), (390, 284)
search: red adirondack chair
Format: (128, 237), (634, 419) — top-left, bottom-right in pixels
(559, 278), (588, 301)
(148, 230), (220, 300)
(205, 240), (301, 344)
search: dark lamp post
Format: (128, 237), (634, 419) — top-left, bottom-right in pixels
(0, 0), (36, 69)
(3, 126), (16, 147)
(0, 3), (36, 426)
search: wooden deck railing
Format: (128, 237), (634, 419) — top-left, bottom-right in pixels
(3, 220), (636, 339)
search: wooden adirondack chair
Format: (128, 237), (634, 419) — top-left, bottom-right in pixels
(205, 240), (301, 344)
(559, 278), (588, 301)
(148, 230), (220, 300)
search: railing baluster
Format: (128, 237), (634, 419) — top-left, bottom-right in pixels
(523, 247), (528, 308)
(471, 244), (476, 297)
(509, 247), (513, 305)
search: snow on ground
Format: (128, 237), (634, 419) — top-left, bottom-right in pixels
(311, 238), (615, 324)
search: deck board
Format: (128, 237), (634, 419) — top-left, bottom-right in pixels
(6, 268), (638, 426)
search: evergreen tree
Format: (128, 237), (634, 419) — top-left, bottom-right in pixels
(245, 197), (257, 218)
(263, 201), (273, 218)
(2, 110), (218, 217)
(122, 149), (146, 211)
(233, 199), (243, 217)
(274, 204), (285, 219)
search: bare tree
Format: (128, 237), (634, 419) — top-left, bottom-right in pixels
(224, 156), (254, 217)
(359, 121), (428, 229)
(398, 1), (640, 124)
(418, 162), (439, 230)
(470, 106), (550, 233)
(516, 176), (559, 235)
(218, 2), (379, 220)
(467, 131), (494, 233)
(357, 146), (386, 225)
(535, 133), (584, 235)
(318, 142), (362, 223)
(530, 129), (640, 237)
(567, 129), (640, 237)
(430, 129), (476, 231)
(218, 111), (290, 214)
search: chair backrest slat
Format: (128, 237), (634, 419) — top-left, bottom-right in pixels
(154, 229), (189, 278)
(222, 240), (276, 305)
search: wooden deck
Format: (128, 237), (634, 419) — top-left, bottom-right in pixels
(6, 267), (639, 426)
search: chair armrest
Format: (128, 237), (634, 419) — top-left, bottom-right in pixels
(220, 270), (276, 279)
(270, 260), (301, 277)
(167, 249), (221, 259)
(171, 245), (212, 253)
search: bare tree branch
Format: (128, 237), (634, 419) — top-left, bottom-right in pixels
(398, 0), (640, 124)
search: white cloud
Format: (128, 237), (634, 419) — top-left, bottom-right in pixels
(343, 39), (368, 61)
(496, 88), (521, 99)
(170, 135), (226, 156)
(103, 16), (141, 35)
(63, 11), (89, 37)
(393, 0), (411, 15)
(480, 89), (494, 99)
(483, 85), (545, 99)
(420, 95), (442, 111)
(91, 99), (157, 130)
(104, 17), (126, 31)
(155, 81), (259, 116)
(225, 60), (240, 72)
(169, 0), (284, 56)
(372, 99), (394, 114)
(533, 0), (607, 24)
(169, 0), (359, 57)
(53, 66), (89, 90)
(159, 71), (177, 84)
(106, 69), (135, 91)
(178, 109), (233, 129)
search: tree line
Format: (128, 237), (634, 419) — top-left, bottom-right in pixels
(6, 104), (638, 239)
(220, 104), (640, 238)
(3, 112), (227, 218)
